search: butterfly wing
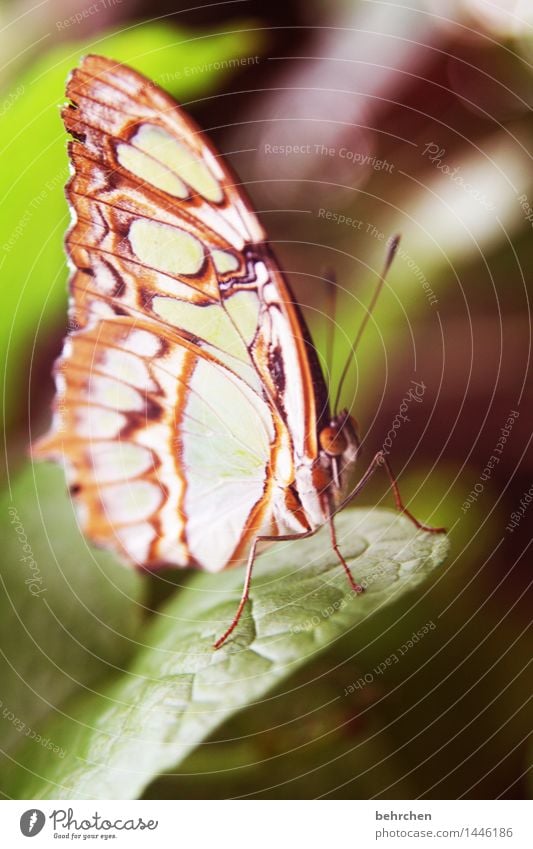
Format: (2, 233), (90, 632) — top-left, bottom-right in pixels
(34, 55), (331, 571)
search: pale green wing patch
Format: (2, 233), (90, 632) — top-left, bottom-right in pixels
(182, 355), (276, 571)
(129, 219), (205, 276)
(118, 124), (224, 203)
(152, 290), (260, 361)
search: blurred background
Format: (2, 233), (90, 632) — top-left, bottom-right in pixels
(0, 0), (531, 800)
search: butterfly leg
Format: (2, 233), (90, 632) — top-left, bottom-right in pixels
(380, 453), (446, 533)
(327, 515), (364, 594)
(213, 527), (319, 650)
(341, 450), (446, 533)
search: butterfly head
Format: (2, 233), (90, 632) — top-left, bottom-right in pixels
(319, 410), (360, 498)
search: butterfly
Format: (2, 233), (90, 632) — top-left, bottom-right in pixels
(34, 55), (444, 648)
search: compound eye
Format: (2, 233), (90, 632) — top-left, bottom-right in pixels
(319, 425), (348, 457)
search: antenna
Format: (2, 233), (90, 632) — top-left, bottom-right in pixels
(332, 234), (400, 414)
(322, 266), (338, 403)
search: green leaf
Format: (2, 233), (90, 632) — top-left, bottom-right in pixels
(144, 659), (422, 800)
(0, 21), (262, 432)
(0, 463), (143, 758)
(3, 503), (448, 799)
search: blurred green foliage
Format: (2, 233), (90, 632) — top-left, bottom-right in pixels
(0, 463), (142, 760)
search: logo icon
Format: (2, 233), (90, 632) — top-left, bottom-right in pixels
(20, 810), (46, 837)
